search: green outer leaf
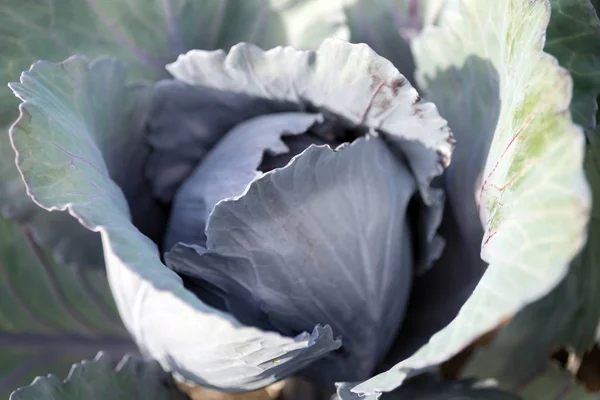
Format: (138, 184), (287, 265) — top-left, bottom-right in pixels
(1, 115), (105, 270)
(463, 0), (600, 391)
(545, 0), (600, 133)
(4, 60), (162, 271)
(0, 0), (288, 123)
(9, 352), (187, 400)
(0, 215), (132, 400)
(350, 0), (591, 396)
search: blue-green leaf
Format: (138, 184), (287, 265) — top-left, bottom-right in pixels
(9, 352), (186, 400)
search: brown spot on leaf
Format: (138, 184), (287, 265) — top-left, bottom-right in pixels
(379, 98), (392, 112)
(390, 77), (407, 96)
(576, 345), (600, 392)
(369, 72), (383, 90)
(411, 95), (421, 106)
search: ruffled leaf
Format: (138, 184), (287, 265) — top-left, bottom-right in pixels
(167, 39), (453, 171)
(165, 39), (453, 259)
(346, 0), (591, 396)
(9, 54), (341, 393)
(337, 375), (522, 400)
(9, 352), (186, 400)
(7, 56), (165, 261)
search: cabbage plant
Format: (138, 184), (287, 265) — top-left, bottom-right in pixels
(0, 0), (599, 399)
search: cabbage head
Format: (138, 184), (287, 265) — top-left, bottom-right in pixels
(1, 1), (598, 400)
